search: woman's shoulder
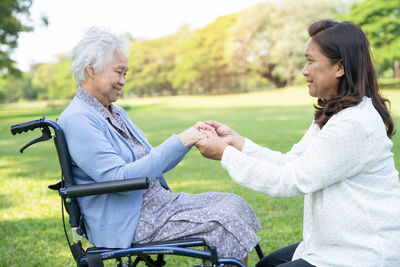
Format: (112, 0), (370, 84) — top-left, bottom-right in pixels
(58, 97), (104, 129)
(337, 97), (378, 120)
(328, 97), (383, 133)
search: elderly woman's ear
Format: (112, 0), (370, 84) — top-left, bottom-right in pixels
(85, 66), (95, 78)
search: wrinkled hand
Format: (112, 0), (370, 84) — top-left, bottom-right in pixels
(204, 120), (245, 151)
(178, 127), (206, 147)
(195, 130), (227, 160)
(193, 121), (217, 136)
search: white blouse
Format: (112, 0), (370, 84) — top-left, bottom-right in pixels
(221, 97), (400, 267)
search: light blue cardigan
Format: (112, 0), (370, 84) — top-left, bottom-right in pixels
(58, 96), (190, 248)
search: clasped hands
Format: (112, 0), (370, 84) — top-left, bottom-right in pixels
(178, 120), (245, 160)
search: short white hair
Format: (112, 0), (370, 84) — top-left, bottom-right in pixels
(69, 27), (128, 85)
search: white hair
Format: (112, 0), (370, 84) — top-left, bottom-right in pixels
(69, 27), (128, 85)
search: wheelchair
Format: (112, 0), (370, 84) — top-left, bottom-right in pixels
(11, 117), (264, 267)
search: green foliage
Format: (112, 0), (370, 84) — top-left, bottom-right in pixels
(171, 13), (240, 94)
(126, 33), (185, 97)
(31, 56), (76, 100)
(0, 54), (76, 103)
(7, 0), (400, 102)
(381, 78), (400, 90)
(46, 56), (76, 99)
(0, 72), (40, 102)
(344, 0), (400, 77)
(0, 0), (33, 75)
(228, 0), (338, 88)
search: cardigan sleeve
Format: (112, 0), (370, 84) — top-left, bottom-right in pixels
(241, 122), (318, 165)
(221, 116), (371, 197)
(117, 106), (191, 175)
(61, 111), (188, 183)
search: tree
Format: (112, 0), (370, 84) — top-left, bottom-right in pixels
(345, 0), (400, 79)
(31, 55), (75, 100)
(0, 0), (34, 75)
(227, 0), (338, 88)
(0, 72), (38, 102)
(171, 13), (239, 94)
(126, 33), (184, 97)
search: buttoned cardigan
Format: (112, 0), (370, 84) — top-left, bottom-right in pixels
(58, 96), (190, 248)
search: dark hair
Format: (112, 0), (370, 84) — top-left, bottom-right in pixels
(308, 19), (395, 138)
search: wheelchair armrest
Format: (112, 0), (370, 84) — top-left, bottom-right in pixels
(59, 177), (150, 198)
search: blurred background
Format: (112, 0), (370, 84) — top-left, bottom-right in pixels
(0, 0), (399, 102)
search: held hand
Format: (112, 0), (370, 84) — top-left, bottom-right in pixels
(195, 132), (227, 160)
(178, 127), (205, 147)
(204, 120), (245, 151)
(193, 121), (217, 136)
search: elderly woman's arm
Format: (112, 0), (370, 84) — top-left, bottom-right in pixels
(60, 111), (190, 183)
(162, 127), (203, 172)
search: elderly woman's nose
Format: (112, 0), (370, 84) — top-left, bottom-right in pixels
(119, 76), (126, 86)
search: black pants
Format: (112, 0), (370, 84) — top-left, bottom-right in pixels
(256, 243), (315, 267)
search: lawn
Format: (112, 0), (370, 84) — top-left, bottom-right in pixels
(1, 86), (399, 266)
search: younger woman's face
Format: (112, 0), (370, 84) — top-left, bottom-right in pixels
(302, 38), (344, 99)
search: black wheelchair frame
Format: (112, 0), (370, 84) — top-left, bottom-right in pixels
(11, 117), (264, 267)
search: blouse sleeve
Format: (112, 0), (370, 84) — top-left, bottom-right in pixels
(221, 116), (371, 197)
(241, 122), (318, 165)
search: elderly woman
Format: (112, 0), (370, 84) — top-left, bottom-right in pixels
(57, 27), (261, 263)
(196, 19), (400, 267)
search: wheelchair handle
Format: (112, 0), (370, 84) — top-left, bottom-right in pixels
(10, 117), (46, 135)
(10, 117), (63, 153)
(11, 117), (62, 135)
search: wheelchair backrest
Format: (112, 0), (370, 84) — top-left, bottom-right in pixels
(11, 117), (84, 234)
(49, 122), (84, 235)
(53, 129), (74, 187)
(11, 117), (150, 245)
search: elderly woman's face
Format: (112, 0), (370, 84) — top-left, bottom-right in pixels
(90, 53), (128, 107)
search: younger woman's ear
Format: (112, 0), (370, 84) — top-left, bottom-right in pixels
(335, 59), (345, 78)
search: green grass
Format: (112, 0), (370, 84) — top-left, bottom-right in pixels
(1, 86), (399, 266)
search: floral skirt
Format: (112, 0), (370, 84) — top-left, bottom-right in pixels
(133, 179), (261, 259)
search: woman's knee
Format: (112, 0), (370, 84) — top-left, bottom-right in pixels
(256, 243), (300, 267)
(256, 253), (283, 267)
